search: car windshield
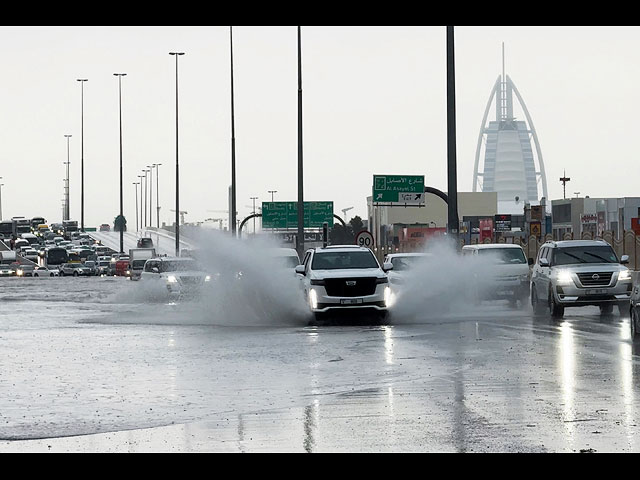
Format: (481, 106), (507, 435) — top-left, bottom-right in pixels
(311, 251), (379, 270)
(553, 246), (619, 265)
(278, 256), (300, 268)
(390, 256), (425, 271)
(161, 260), (200, 272)
(478, 248), (527, 264)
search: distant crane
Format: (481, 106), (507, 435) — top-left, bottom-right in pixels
(204, 217), (224, 229)
(169, 209), (188, 225)
(341, 206), (354, 222)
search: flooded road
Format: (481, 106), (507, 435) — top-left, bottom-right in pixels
(1, 276), (639, 452)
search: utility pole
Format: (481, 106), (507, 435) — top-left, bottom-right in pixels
(114, 73), (126, 254)
(64, 134), (72, 221)
(77, 78), (88, 231)
(446, 26), (460, 245)
(169, 51), (185, 256)
(560, 170), (571, 200)
(155, 163), (162, 228)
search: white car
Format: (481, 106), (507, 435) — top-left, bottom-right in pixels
(268, 247), (301, 269)
(462, 244), (531, 307)
(34, 266), (59, 277)
(295, 245), (393, 322)
(383, 252), (432, 287)
(140, 257), (211, 297)
(23, 249), (39, 263)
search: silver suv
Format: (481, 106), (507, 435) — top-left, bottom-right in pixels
(296, 245), (393, 322)
(531, 240), (632, 318)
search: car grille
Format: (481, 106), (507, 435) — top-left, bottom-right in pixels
(179, 276), (203, 286)
(577, 272), (613, 287)
(323, 277), (377, 297)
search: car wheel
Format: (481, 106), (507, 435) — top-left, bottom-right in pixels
(73, 271), (78, 277)
(600, 304), (614, 316)
(549, 287), (564, 319)
(34, 274), (38, 277)
(631, 308), (638, 340)
(531, 286), (545, 315)
(50, 273), (54, 277)
(60, 271), (65, 276)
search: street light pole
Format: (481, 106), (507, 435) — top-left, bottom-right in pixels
(64, 134), (72, 221)
(169, 51), (185, 256)
(250, 196), (258, 234)
(229, 26), (237, 238)
(77, 78), (88, 231)
(155, 163), (162, 228)
(143, 168), (148, 228)
(296, 26), (305, 260)
(114, 73), (127, 254)
(268, 190), (277, 202)
(446, 26), (460, 244)
(133, 182), (139, 232)
(138, 175), (144, 231)
(0, 181), (4, 221)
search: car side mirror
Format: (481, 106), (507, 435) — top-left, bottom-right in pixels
(621, 255), (629, 265)
(152, 267), (159, 274)
(528, 257), (534, 266)
(382, 262), (393, 272)
(539, 258), (550, 267)
(295, 265), (306, 275)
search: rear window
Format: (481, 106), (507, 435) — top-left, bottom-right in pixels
(477, 248), (527, 264)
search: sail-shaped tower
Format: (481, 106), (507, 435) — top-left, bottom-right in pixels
(472, 45), (548, 214)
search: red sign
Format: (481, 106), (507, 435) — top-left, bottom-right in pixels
(632, 218), (640, 235)
(479, 218), (493, 242)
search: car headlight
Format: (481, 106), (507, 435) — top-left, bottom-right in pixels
(16, 270), (23, 276)
(384, 286), (392, 306)
(167, 275), (178, 284)
(555, 270), (573, 285)
(619, 270), (632, 281)
(309, 288), (318, 309)
(204, 275), (211, 282)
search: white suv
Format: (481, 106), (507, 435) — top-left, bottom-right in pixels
(140, 257), (211, 298)
(531, 240), (632, 318)
(295, 245), (393, 322)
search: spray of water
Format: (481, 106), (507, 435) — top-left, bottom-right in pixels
(108, 230), (310, 327)
(387, 239), (528, 323)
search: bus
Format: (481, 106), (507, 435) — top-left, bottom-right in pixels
(0, 220), (13, 241)
(30, 217), (46, 230)
(40, 247), (69, 268)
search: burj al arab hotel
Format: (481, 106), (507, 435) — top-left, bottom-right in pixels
(472, 46), (548, 214)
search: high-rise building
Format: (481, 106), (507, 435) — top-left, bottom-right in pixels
(472, 45), (548, 214)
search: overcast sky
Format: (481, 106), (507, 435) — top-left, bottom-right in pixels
(1, 26), (638, 229)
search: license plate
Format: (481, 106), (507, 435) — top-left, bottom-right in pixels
(341, 298), (363, 305)
(586, 289), (606, 295)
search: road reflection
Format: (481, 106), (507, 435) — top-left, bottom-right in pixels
(558, 321), (576, 449)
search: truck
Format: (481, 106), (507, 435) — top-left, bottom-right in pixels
(12, 217), (32, 238)
(0, 220), (13, 241)
(0, 250), (17, 267)
(62, 220), (79, 239)
(128, 248), (156, 280)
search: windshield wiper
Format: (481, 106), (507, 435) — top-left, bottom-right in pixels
(583, 252), (614, 263)
(559, 252), (587, 263)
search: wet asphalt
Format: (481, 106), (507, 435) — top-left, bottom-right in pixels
(0, 276), (639, 452)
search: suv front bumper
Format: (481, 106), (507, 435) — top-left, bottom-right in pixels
(307, 285), (390, 313)
(553, 279), (632, 305)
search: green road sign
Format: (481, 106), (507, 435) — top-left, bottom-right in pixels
(262, 201), (333, 229)
(372, 175), (425, 204)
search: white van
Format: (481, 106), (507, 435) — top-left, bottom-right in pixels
(462, 243), (532, 307)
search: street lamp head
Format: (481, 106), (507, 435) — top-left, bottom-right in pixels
(113, 73), (127, 76)
(169, 52), (185, 56)
(64, 134), (72, 138)
(76, 78), (88, 82)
